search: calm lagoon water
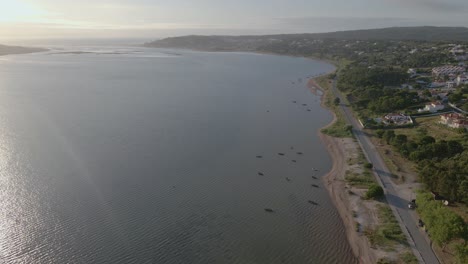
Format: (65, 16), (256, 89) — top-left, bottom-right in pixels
(0, 47), (357, 263)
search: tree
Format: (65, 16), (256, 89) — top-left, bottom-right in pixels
(462, 102), (468, 112)
(375, 129), (385, 138)
(334, 97), (341, 106)
(366, 184), (384, 199)
(449, 93), (463, 103)
(422, 90), (432, 98)
(455, 243), (468, 264)
(383, 130), (395, 144)
(419, 135), (435, 145)
(430, 207), (466, 250)
(392, 134), (408, 146)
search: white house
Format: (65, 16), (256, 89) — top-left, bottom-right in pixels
(440, 113), (468, 129)
(418, 101), (445, 113)
(446, 81), (456, 89)
(407, 68), (417, 76)
(383, 113), (412, 125)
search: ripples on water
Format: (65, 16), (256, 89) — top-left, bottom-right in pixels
(0, 48), (357, 263)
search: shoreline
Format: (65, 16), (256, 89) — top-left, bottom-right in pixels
(143, 46), (339, 68)
(310, 76), (377, 264)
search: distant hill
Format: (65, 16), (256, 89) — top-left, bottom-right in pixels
(0, 44), (47, 56)
(145, 26), (468, 51)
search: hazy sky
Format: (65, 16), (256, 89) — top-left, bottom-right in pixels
(1, 0), (467, 40)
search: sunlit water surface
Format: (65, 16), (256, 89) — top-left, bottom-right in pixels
(0, 47), (357, 263)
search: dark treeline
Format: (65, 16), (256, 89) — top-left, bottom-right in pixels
(376, 130), (467, 203)
(337, 66), (420, 114)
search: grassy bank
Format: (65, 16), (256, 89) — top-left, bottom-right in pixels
(316, 75), (353, 138)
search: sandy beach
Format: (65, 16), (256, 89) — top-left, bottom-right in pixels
(311, 77), (379, 264)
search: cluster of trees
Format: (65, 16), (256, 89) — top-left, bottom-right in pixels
(336, 66), (420, 114)
(449, 85), (468, 112)
(376, 130), (467, 203)
(419, 152), (468, 204)
(417, 192), (467, 262)
(338, 66), (408, 90)
(403, 52), (454, 68)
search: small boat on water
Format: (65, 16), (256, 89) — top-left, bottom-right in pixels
(312, 176), (318, 179)
(311, 184), (319, 188)
(292, 101), (297, 103)
(307, 109), (311, 112)
(258, 172), (264, 176)
(256, 155), (263, 158)
(264, 208), (274, 213)
(291, 160), (297, 163)
(302, 104), (307, 106)
(286, 177), (291, 182)
(296, 152), (303, 155)
(308, 200), (318, 205)
(278, 153), (285, 156)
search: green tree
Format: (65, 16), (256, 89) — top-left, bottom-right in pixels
(462, 102), (468, 112)
(383, 130), (396, 144)
(392, 134), (408, 146)
(375, 129), (385, 138)
(334, 97), (341, 106)
(430, 207), (466, 250)
(423, 89), (432, 98)
(455, 243), (468, 264)
(449, 93), (463, 103)
(366, 184), (384, 199)
(419, 135), (435, 145)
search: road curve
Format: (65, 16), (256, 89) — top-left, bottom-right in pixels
(330, 79), (440, 264)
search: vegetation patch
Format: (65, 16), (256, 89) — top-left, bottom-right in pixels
(365, 184), (384, 199)
(399, 251), (418, 264)
(316, 75), (354, 138)
(366, 204), (407, 250)
(416, 191), (467, 261)
(345, 171), (374, 188)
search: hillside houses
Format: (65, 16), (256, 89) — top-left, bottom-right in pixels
(440, 113), (468, 130)
(418, 101), (445, 113)
(432, 65), (465, 78)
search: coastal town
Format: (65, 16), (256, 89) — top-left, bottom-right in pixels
(317, 40), (468, 264)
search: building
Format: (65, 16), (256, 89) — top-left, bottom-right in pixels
(440, 113), (468, 129)
(383, 113), (412, 125)
(407, 68), (417, 76)
(446, 81), (456, 89)
(418, 101), (445, 113)
(428, 82), (446, 88)
(432, 65), (465, 77)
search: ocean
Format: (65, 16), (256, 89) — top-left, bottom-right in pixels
(0, 47), (357, 263)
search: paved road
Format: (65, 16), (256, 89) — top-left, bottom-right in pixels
(330, 80), (440, 264)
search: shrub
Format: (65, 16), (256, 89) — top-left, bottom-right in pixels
(334, 97), (341, 105)
(366, 184), (384, 199)
(364, 162), (373, 169)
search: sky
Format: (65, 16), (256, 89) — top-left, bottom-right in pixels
(0, 0), (467, 41)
